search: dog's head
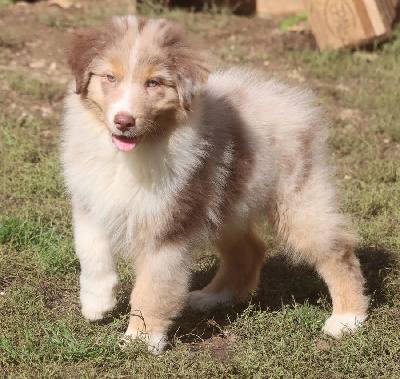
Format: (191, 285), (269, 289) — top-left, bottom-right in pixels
(66, 16), (213, 151)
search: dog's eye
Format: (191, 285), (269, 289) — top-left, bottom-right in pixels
(106, 74), (116, 83)
(146, 80), (159, 88)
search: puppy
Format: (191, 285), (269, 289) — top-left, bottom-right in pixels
(61, 15), (368, 354)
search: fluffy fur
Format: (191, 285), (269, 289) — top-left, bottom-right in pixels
(61, 15), (368, 354)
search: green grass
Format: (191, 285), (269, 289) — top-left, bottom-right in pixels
(0, 0), (14, 9)
(0, 26), (25, 49)
(279, 12), (307, 32)
(6, 73), (65, 101)
(0, 3), (399, 377)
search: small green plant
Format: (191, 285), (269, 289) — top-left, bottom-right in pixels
(0, 0), (16, 9)
(279, 12), (307, 32)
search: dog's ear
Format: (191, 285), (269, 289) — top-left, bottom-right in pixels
(160, 21), (214, 111)
(174, 49), (214, 111)
(66, 26), (110, 94)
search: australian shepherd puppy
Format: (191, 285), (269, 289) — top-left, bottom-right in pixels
(61, 15), (368, 354)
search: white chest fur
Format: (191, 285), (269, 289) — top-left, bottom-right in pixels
(61, 92), (206, 255)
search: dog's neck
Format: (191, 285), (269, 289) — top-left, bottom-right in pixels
(117, 106), (209, 193)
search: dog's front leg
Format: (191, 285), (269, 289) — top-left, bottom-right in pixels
(125, 244), (191, 355)
(73, 205), (118, 321)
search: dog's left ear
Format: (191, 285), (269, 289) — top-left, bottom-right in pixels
(161, 22), (214, 111)
(175, 49), (214, 111)
(66, 25), (110, 94)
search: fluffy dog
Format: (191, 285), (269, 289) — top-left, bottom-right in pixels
(61, 15), (368, 354)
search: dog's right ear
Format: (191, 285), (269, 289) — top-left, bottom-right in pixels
(66, 26), (110, 94)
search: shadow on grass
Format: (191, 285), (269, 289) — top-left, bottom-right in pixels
(358, 246), (398, 307)
(173, 246), (397, 344)
(93, 246), (396, 345)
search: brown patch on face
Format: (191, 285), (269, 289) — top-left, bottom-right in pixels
(149, 20), (214, 111)
(160, 94), (254, 244)
(66, 25), (113, 94)
(67, 16), (214, 135)
(109, 58), (125, 79)
(66, 16), (151, 95)
(90, 60), (125, 104)
(137, 64), (174, 89)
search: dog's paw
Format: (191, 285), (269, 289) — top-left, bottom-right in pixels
(123, 330), (167, 355)
(188, 289), (236, 311)
(322, 313), (367, 339)
(81, 296), (117, 321)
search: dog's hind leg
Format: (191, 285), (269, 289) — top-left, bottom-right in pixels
(73, 205), (118, 321)
(189, 225), (266, 311)
(273, 176), (369, 338)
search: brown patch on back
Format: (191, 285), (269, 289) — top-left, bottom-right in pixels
(160, 95), (254, 244)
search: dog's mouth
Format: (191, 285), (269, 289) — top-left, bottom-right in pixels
(111, 134), (140, 152)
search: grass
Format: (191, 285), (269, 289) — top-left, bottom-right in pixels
(0, 26), (25, 49)
(6, 73), (65, 101)
(279, 12), (307, 32)
(0, 2), (399, 377)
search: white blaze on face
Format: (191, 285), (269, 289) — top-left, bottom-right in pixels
(107, 85), (139, 152)
(107, 37), (142, 152)
(108, 86), (134, 129)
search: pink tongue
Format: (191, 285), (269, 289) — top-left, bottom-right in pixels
(112, 135), (138, 152)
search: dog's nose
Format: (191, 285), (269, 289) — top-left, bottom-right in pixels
(114, 113), (135, 132)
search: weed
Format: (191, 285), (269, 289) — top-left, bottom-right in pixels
(279, 12), (307, 32)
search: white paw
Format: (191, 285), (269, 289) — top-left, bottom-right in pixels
(80, 273), (118, 321)
(124, 330), (167, 355)
(188, 289), (236, 311)
(322, 313), (367, 339)
(81, 295), (117, 321)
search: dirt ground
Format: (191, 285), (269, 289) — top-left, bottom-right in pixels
(0, 0), (318, 131)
